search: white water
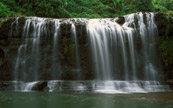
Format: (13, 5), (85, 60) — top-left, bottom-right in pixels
(23, 81), (38, 91)
(12, 80), (170, 93)
(87, 19), (112, 80)
(86, 12), (165, 92)
(51, 20), (61, 79)
(71, 24), (81, 74)
(10, 12), (170, 93)
(87, 12), (159, 81)
(10, 17), (19, 37)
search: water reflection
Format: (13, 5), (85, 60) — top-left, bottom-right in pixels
(0, 92), (172, 108)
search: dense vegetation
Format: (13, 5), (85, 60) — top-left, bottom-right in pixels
(0, 0), (172, 18)
(160, 16), (173, 71)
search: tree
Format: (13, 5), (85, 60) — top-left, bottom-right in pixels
(0, 2), (15, 17)
(135, 0), (154, 11)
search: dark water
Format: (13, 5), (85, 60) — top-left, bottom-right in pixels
(0, 91), (173, 108)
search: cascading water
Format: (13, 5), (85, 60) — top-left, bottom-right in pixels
(8, 12), (170, 93)
(86, 12), (168, 93)
(87, 19), (113, 80)
(71, 23), (81, 74)
(51, 20), (61, 79)
(13, 18), (62, 90)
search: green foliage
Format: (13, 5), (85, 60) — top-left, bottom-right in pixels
(0, 0), (173, 18)
(167, 11), (173, 16)
(15, 0), (69, 18)
(0, 2), (15, 17)
(160, 16), (173, 69)
(160, 40), (173, 68)
(153, 0), (173, 15)
(135, 0), (154, 11)
(0, 18), (4, 27)
(153, 0), (173, 10)
(0, 0), (136, 18)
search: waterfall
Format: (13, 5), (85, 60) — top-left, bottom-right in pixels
(13, 18), (63, 90)
(86, 12), (167, 93)
(51, 20), (61, 79)
(8, 12), (170, 93)
(71, 23), (81, 76)
(87, 12), (158, 81)
(87, 19), (112, 80)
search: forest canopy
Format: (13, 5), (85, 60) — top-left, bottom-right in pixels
(0, 0), (173, 18)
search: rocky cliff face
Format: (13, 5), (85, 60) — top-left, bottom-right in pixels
(155, 12), (173, 89)
(155, 12), (173, 37)
(0, 17), (92, 81)
(0, 12), (172, 85)
(0, 16), (129, 81)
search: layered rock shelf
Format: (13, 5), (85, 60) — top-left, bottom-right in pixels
(0, 12), (172, 92)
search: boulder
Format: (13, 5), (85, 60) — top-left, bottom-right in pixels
(32, 81), (48, 91)
(116, 16), (125, 25)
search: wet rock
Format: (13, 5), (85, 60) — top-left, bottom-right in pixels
(0, 12), (172, 84)
(0, 82), (14, 90)
(0, 48), (4, 67)
(0, 60), (13, 81)
(0, 33), (8, 39)
(32, 81), (48, 91)
(166, 79), (173, 90)
(154, 12), (173, 37)
(0, 48), (5, 59)
(0, 47), (13, 81)
(116, 16), (125, 25)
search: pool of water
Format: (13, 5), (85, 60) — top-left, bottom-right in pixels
(0, 91), (173, 108)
